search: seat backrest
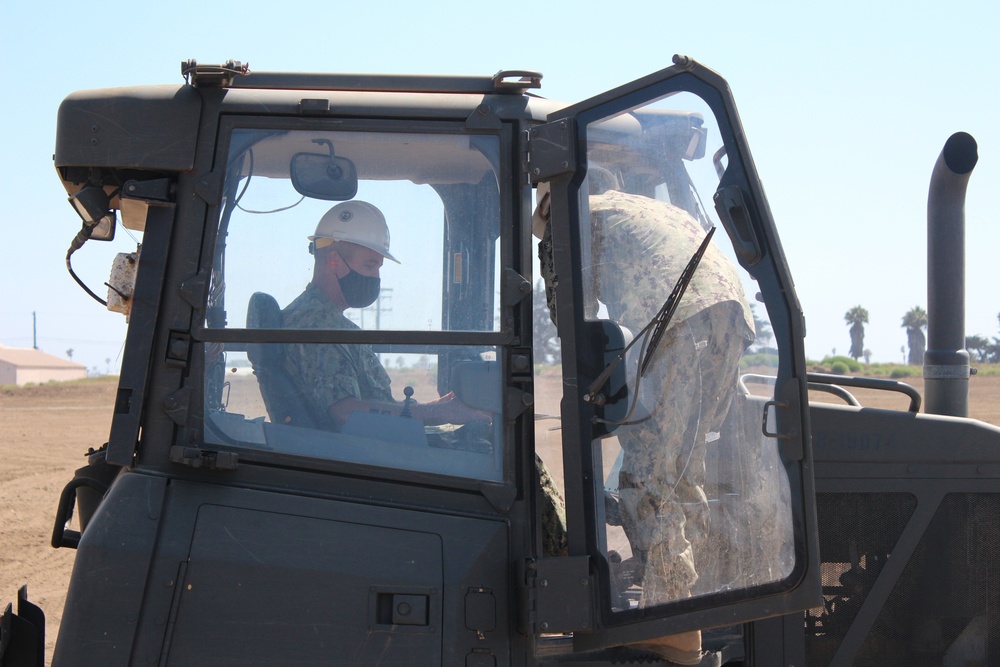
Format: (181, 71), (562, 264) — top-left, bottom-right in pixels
(246, 292), (323, 428)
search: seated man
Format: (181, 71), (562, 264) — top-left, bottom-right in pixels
(281, 200), (490, 429)
(283, 200), (566, 558)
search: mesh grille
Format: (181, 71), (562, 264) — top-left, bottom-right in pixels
(805, 492), (1000, 666)
(805, 492), (917, 665)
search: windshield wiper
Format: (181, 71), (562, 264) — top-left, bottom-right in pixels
(638, 225), (716, 376)
(586, 226), (716, 408)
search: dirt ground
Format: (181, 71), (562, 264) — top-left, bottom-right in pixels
(2, 372), (999, 663)
(0, 379), (118, 662)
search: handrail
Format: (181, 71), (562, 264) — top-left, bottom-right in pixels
(806, 373), (921, 413)
(182, 60), (543, 95)
(741, 373), (861, 407)
(740, 373), (921, 413)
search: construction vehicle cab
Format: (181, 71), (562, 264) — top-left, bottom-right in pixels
(5, 58), (833, 666)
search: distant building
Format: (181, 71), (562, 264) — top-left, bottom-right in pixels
(0, 344), (87, 386)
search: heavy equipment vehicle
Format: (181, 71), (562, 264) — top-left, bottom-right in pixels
(1, 56), (996, 666)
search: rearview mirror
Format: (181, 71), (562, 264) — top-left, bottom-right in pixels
(290, 141), (358, 201)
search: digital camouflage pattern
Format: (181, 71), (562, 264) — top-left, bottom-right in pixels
(592, 193), (753, 606)
(537, 219), (558, 325)
(618, 302), (750, 605)
(283, 285), (568, 557)
(540, 191), (754, 606)
(281, 283), (393, 430)
(537, 453), (568, 557)
(587, 190), (752, 335)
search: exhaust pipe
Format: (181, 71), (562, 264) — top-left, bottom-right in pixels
(925, 132), (978, 417)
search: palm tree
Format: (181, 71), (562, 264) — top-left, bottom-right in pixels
(901, 306), (927, 365)
(844, 306), (869, 361)
(749, 304), (774, 351)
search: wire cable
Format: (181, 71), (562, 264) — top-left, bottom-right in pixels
(65, 226), (108, 306)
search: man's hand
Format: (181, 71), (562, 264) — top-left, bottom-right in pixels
(329, 391), (492, 429)
(417, 391), (492, 426)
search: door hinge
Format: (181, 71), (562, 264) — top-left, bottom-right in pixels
(163, 386), (191, 424)
(520, 556), (594, 634)
(505, 387), (534, 421)
(169, 446), (238, 470)
(121, 178), (174, 203)
(179, 270), (209, 309)
(194, 171), (224, 205)
(503, 267), (531, 307)
(520, 129), (532, 185)
(526, 119), (576, 184)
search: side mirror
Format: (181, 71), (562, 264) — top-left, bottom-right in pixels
(584, 320), (631, 437)
(290, 139), (358, 201)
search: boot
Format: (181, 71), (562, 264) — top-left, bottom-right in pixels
(630, 630), (703, 665)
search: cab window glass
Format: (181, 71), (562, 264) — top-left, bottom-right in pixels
(202, 127), (504, 483)
(207, 129), (501, 333)
(576, 93), (795, 612)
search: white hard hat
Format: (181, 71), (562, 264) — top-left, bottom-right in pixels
(309, 200), (400, 263)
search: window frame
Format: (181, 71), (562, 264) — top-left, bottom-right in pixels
(182, 114), (520, 493)
(535, 62), (821, 647)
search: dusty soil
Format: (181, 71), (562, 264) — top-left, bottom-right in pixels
(0, 378), (117, 663)
(801, 370), (1000, 424)
(2, 372), (999, 663)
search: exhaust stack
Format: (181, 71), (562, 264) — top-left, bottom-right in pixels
(925, 132), (978, 417)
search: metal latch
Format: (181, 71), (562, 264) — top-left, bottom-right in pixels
(181, 59), (249, 87)
(169, 446), (238, 470)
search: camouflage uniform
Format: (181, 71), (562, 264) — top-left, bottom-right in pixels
(537, 453), (568, 557)
(281, 283), (393, 430)
(542, 190), (753, 606)
(282, 283), (569, 556)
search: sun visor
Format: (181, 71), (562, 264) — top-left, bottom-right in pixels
(55, 85), (202, 174)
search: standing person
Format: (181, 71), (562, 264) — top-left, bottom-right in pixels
(281, 200), (489, 429)
(535, 182), (753, 665)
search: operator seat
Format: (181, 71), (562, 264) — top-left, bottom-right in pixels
(246, 292), (323, 428)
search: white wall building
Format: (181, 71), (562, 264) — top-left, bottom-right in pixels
(0, 344), (88, 386)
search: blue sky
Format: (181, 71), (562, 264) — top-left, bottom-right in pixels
(1, 0), (997, 372)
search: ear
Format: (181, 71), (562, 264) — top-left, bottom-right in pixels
(324, 248), (349, 278)
(314, 244), (338, 264)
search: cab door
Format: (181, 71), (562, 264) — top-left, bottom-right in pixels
(528, 56), (820, 650)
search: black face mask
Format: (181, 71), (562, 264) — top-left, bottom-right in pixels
(339, 264), (381, 309)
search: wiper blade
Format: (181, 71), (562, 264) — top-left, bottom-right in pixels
(585, 226), (717, 407)
(638, 226), (716, 377)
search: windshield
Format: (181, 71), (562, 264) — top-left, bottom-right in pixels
(201, 125), (505, 483)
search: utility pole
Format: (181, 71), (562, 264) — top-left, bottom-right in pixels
(349, 288), (393, 331)
(358, 289), (393, 365)
(32, 311), (38, 349)
(357, 288), (393, 330)
(374, 288), (392, 330)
